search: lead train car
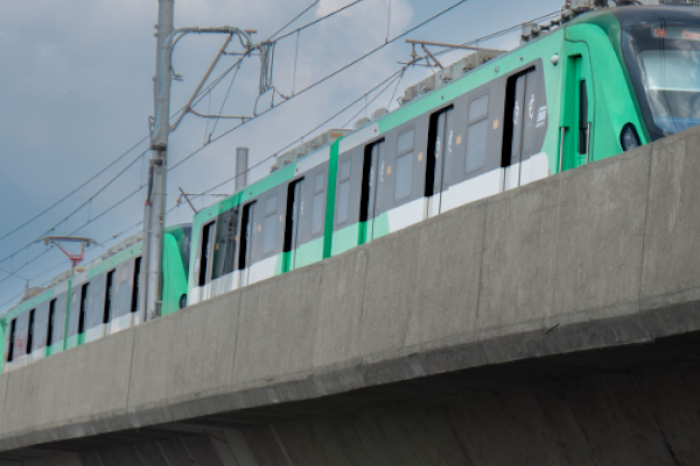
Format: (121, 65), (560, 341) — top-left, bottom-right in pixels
(2, 225), (190, 373)
(189, 6), (700, 303)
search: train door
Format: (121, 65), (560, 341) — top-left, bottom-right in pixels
(238, 201), (258, 287)
(503, 68), (539, 189)
(359, 140), (385, 243)
(561, 43), (594, 172)
(195, 220), (216, 302)
(284, 178), (304, 271)
(426, 106), (455, 218)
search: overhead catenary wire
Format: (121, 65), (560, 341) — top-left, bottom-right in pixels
(0, 184), (146, 289)
(173, 0), (369, 128)
(165, 6), (565, 217)
(0, 149), (147, 274)
(269, 0), (322, 40)
(177, 66), (408, 214)
(275, 0), (365, 42)
(0, 136), (149, 246)
(0, 4), (563, 307)
(0, 0), (368, 292)
(170, 0), (472, 173)
(0, 1), (553, 263)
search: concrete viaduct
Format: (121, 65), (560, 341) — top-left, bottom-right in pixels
(2, 127), (700, 465)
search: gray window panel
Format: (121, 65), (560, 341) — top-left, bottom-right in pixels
(213, 208), (238, 280)
(265, 195), (277, 215)
(339, 159), (351, 181)
(88, 275), (106, 329)
(337, 180), (350, 225)
(397, 129), (414, 154)
(314, 172), (324, 193)
(14, 313), (28, 357)
(68, 282), (90, 337)
(466, 119), (488, 173)
(312, 191), (325, 235)
(394, 152), (413, 201)
(33, 302), (50, 350)
(262, 195), (278, 255)
(116, 262), (132, 318)
(68, 288), (81, 337)
(468, 94), (489, 121)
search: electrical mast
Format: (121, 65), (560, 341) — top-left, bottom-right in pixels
(141, 0), (174, 323)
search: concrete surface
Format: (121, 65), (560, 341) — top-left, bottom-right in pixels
(2, 127), (700, 462)
(6, 361), (700, 465)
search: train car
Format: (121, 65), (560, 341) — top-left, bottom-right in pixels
(188, 131), (348, 305)
(2, 225), (190, 372)
(188, 4), (700, 305)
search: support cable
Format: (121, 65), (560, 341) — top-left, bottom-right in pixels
(269, 0), (321, 40)
(0, 149), (146, 270)
(0, 137), (148, 245)
(170, 0), (471, 172)
(0, 5), (560, 301)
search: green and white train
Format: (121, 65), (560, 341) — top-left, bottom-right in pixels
(2, 226), (190, 372)
(3, 5), (699, 371)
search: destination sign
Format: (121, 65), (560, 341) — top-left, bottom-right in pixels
(652, 27), (700, 42)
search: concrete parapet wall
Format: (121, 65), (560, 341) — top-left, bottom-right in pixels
(2, 127), (700, 453)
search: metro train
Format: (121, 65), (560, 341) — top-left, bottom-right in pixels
(3, 5), (700, 372)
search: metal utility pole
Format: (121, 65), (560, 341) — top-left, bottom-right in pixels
(141, 0), (174, 323)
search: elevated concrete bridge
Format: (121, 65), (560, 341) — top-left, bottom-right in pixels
(3, 127), (700, 465)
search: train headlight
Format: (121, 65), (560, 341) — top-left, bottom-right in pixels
(621, 123), (641, 152)
(179, 294), (188, 309)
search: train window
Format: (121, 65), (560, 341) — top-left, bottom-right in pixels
(47, 299), (56, 346)
(360, 141), (385, 225)
(397, 129), (414, 154)
(238, 202), (257, 271)
(336, 159), (352, 225)
(469, 94), (489, 121)
(8, 319), (16, 362)
(104, 270), (115, 324)
(27, 309), (35, 353)
(426, 106), (455, 198)
(262, 194), (279, 255)
(284, 179), (304, 253)
(466, 94), (489, 174)
(131, 257), (141, 313)
(395, 152), (413, 201)
(213, 208), (238, 280)
(503, 68), (537, 174)
(395, 129), (414, 202)
(198, 221), (216, 287)
(79, 283), (89, 334)
(311, 173), (325, 235)
(579, 80), (589, 155)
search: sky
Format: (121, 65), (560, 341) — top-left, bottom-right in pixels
(0, 0), (564, 312)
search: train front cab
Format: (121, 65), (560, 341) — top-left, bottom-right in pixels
(558, 6), (700, 172)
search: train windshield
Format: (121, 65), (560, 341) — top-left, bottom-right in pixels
(622, 10), (700, 139)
